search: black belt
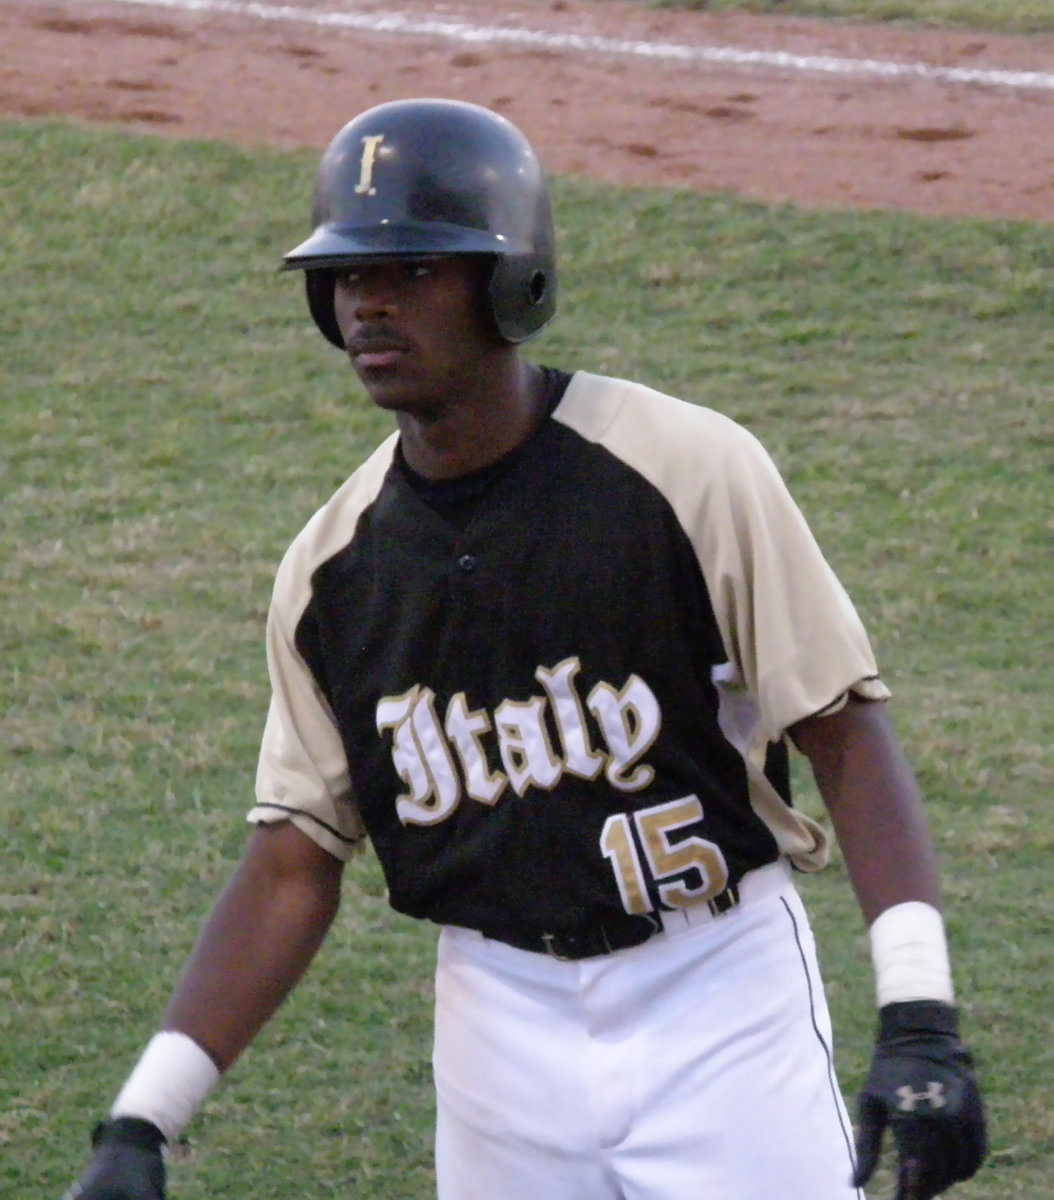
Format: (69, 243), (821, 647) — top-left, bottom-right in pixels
(487, 884), (740, 961)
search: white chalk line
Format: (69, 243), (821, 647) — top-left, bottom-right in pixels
(90, 0), (1054, 92)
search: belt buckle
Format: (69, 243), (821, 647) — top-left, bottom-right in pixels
(633, 912), (662, 946)
(540, 931), (575, 961)
(540, 914), (662, 960)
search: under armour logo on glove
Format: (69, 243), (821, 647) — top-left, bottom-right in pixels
(853, 1000), (986, 1200)
(895, 1081), (948, 1113)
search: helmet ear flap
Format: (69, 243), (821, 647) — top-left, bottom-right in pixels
(488, 255), (557, 344)
(305, 270), (344, 350)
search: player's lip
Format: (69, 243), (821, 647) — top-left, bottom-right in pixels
(345, 330), (413, 369)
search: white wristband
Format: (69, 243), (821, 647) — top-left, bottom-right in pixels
(869, 901), (955, 1007)
(111, 1031), (221, 1144)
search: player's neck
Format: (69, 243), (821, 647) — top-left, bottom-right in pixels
(397, 360), (547, 480)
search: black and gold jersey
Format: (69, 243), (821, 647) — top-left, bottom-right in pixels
(249, 371), (888, 941)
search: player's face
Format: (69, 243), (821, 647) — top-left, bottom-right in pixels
(332, 255), (501, 418)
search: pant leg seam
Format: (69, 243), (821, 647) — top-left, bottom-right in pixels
(779, 894), (865, 1198)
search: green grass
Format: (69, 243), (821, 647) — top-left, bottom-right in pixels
(644, 0), (1054, 34)
(2, 118), (1053, 1197)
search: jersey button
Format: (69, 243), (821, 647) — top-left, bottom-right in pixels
(458, 553), (478, 573)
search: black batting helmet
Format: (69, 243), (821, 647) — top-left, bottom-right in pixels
(281, 98), (557, 346)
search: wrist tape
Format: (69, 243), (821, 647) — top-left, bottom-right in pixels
(110, 1030), (221, 1144)
(869, 900), (954, 1007)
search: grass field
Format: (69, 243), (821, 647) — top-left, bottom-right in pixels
(646, 0), (1054, 35)
(2, 99), (1052, 1200)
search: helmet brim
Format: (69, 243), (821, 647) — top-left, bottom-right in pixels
(281, 221), (516, 272)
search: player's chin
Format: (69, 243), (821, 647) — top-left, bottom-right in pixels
(357, 372), (443, 421)
(354, 361), (417, 406)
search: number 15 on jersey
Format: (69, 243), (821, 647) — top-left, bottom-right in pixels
(601, 794), (729, 915)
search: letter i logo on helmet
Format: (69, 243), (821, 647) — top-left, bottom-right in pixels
(353, 135), (385, 196)
(281, 98), (558, 347)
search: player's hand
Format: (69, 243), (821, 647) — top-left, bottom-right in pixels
(852, 1000), (986, 1199)
(62, 1117), (167, 1200)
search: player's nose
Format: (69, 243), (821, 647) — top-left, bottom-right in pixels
(333, 270), (399, 334)
(354, 291), (397, 321)
(340, 267), (391, 314)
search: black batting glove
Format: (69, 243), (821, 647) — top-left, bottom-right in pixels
(63, 1117), (167, 1200)
(853, 1000), (986, 1199)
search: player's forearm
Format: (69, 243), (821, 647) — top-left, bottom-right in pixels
(162, 822), (344, 1070)
(823, 769), (941, 925)
(92, 824), (343, 1152)
(795, 710), (986, 1197)
(789, 697), (942, 924)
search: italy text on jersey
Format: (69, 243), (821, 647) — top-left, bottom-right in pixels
(375, 655), (731, 915)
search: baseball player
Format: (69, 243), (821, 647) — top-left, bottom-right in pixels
(66, 99), (986, 1200)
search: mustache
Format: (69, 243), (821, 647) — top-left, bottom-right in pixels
(344, 325), (414, 355)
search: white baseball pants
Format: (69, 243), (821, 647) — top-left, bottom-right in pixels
(432, 861), (864, 1200)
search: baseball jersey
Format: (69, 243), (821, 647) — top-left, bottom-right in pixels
(248, 370), (888, 943)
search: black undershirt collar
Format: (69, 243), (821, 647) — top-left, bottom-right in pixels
(394, 367), (572, 529)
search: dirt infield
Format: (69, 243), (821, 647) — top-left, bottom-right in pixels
(3, 0), (1054, 222)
